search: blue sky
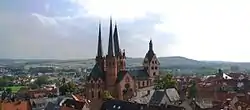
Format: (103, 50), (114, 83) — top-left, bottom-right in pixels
(0, 0), (250, 62)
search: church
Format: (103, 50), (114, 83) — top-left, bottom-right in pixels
(85, 18), (160, 110)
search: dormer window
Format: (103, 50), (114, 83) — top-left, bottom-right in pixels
(117, 106), (121, 109)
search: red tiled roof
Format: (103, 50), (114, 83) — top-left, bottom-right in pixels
(1, 101), (32, 110)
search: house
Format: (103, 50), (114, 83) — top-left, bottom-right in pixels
(0, 100), (32, 110)
(100, 99), (185, 110)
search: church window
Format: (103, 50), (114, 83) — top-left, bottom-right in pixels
(153, 72), (156, 76)
(98, 91), (101, 98)
(147, 80), (150, 86)
(126, 77), (130, 82)
(91, 84), (94, 88)
(155, 66), (158, 70)
(125, 83), (130, 89)
(91, 91), (94, 98)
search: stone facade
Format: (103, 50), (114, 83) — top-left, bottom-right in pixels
(85, 19), (160, 110)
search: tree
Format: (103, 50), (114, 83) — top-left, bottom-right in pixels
(29, 83), (39, 89)
(59, 82), (76, 95)
(6, 88), (12, 94)
(102, 90), (114, 100)
(34, 76), (49, 87)
(188, 81), (197, 99)
(154, 74), (176, 90)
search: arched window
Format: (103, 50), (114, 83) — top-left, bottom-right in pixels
(126, 77), (130, 82)
(98, 91), (101, 98)
(91, 91), (94, 98)
(153, 72), (156, 76)
(125, 83), (130, 89)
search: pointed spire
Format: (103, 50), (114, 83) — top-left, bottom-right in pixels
(149, 39), (153, 51)
(113, 23), (120, 56)
(107, 17), (114, 56)
(97, 23), (103, 57)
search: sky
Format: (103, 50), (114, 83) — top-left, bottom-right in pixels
(0, 0), (250, 62)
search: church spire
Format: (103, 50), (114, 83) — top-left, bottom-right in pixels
(96, 23), (103, 57)
(149, 39), (153, 51)
(113, 23), (120, 56)
(107, 17), (114, 57)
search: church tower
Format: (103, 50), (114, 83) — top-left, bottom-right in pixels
(143, 39), (160, 80)
(105, 18), (118, 94)
(113, 23), (126, 70)
(95, 23), (105, 72)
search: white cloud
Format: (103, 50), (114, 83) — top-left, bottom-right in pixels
(2, 0), (250, 62)
(70, 0), (250, 62)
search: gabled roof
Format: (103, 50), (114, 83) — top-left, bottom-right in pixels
(128, 69), (149, 80)
(149, 90), (166, 105)
(87, 64), (105, 81)
(116, 71), (127, 83)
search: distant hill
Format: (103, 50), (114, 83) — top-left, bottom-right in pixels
(1, 56), (250, 71)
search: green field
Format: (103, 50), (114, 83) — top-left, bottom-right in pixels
(4, 86), (25, 93)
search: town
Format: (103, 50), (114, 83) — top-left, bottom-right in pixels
(0, 19), (249, 110)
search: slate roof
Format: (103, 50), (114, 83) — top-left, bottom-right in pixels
(60, 99), (86, 110)
(100, 99), (139, 110)
(101, 99), (184, 110)
(148, 88), (180, 106)
(116, 71), (127, 83)
(149, 90), (166, 106)
(166, 88), (180, 102)
(128, 69), (149, 80)
(87, 64), (105, 81)
(145, 49), (155, 63)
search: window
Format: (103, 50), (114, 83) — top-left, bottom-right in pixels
(97, 84), (100, 88)
(98, 91), (101, 98)
(155, 67), (158, 70)
(126, 77), (130, 82)
(143, 81), (145, 86)
(91, 91), (94, 98)
(91, 84), (95, 88)
(147, 80), (150, 85)
(125, 83), (130, 89)
(153, 72), (156, 76)
(151, 66), (154, 70)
